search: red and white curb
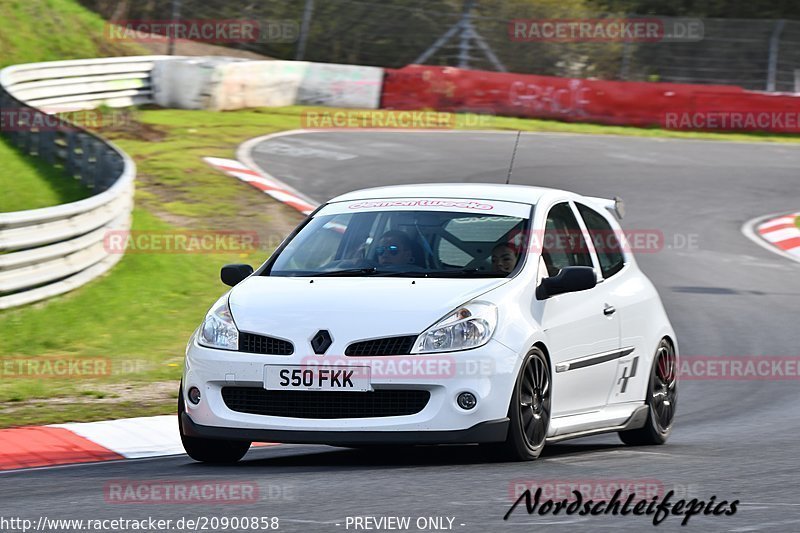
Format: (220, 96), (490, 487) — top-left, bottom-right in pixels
(757, 213), (800, 257)
(0, 415), (275, 471)
(204, 156), (317, 215)
(742, 212), (800, 264)
(0, 415), (177, 470)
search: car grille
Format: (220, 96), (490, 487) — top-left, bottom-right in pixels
(345, 335), (417, 356)
(221, 387), (430, 419)
(238, 332), (293, 355)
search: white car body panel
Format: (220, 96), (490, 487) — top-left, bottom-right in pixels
(229, 276), (510, 346)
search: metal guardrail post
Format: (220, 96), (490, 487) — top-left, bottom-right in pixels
(296, 0), (315, 61)
(40, 129), (55, 164)
(79, 134), (92, 185)
(766, 19), (786, 92)
(168, 0), (182, 55)
(19, 127), (31, 153)
(65, 131), (77, 177)
(97, 150), (113, 191)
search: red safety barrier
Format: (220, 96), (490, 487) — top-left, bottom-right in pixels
(381, 65), (800, 134)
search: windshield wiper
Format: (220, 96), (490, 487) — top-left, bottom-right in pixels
(421, 268), (502, 278)
(369, 268), (502, 278)
(311, 267), (380, 277)
(309, 268), (502, 278)
(313, 268), (429, 278)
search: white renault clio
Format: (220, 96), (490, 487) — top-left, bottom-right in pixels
(179, 184), (678, 462)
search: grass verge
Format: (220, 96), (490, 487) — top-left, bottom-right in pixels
(0, 0), (143, 69)
(0, 137), (91, 212)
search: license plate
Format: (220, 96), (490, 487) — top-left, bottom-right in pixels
(264, 365), (371, 392)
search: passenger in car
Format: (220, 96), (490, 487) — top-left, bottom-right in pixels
(491, 243), (519, 274)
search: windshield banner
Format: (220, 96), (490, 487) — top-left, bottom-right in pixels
(322, 197), (532, 218)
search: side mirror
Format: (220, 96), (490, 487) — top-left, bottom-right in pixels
(221, 264), (254, 287)
(536, 266), (596, 300)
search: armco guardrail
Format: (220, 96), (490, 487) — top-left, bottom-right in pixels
(0, 56), (171, 310)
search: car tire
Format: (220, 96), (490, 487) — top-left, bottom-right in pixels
(618, 338), (677, 446)
(489, 347), (551, 461)
(178, 384), (251, 464)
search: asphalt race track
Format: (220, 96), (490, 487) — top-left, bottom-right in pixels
(3, 131), (800, 532)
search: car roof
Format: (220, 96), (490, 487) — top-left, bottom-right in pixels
(329, 183), (571, 205)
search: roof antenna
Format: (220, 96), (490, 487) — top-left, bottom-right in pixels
(505, 131), (522, 185)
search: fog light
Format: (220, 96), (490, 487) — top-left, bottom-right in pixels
(188, 387), (202, 405)
(457, 392), (477, 410)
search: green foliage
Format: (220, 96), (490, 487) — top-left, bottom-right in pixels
(0, 0), (143, 69)
(473, 0), (625, 78)
(76, 0), (624, 78)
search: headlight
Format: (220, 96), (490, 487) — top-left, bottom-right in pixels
(412, 301), (498, 354)
(198, 295), (239, 350)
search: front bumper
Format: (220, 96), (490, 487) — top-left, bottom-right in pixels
(182, 335), (521, 442)
(181, 412), (509, 444)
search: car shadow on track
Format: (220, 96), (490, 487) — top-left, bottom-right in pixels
(182, 440), (629, 471)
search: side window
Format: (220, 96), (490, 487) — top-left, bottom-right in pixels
(541, 202), (592, 277)
(577, 203), (625, 279)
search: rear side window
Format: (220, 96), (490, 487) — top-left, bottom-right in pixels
(577, 203), (625, 279)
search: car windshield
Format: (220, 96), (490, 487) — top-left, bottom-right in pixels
(264, 200), (532, 278)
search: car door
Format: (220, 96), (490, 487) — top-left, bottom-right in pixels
(575, 202), (645, 406)
(533, 201), (621, 416)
